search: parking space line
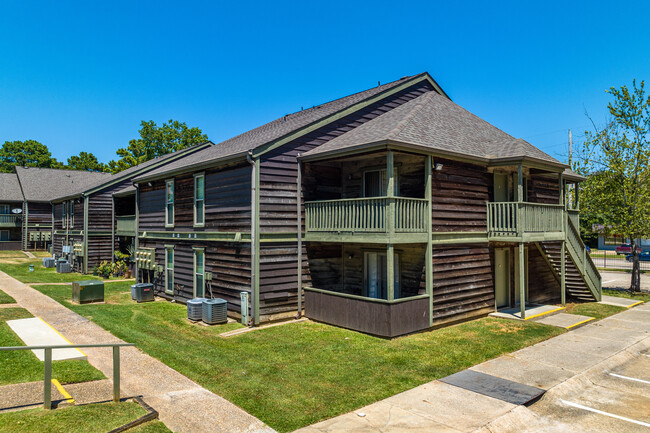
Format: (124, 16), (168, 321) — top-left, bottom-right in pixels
(561, 400), (650, 427)
(607, 372), (650, 385)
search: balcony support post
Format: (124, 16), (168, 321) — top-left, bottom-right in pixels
(517, 164), (523, 238)
(561, 240), (566, 306)
(297, 159), (303, 317)
(111, 196), (115, 264)
(386, 150), (396, 302)
(519, 242), (526, 319)
(387, 243), (395, 301)
(425, 155), (433, 326)
(558, 172), (564, 206)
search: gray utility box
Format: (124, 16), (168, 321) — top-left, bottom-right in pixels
(72, 280), (104, 304)
(203, 298), (227, 325)
(131, 284), (138, 300)
(56, 260), (71, 273)
(43, 257), (55, 268)
(134, 283), (154, 303)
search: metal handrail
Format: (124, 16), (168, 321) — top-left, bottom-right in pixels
(0, 343), (135, 409)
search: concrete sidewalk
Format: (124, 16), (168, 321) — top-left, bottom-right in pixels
(295, 302), (649, 433)
(0, 270), (274, 433)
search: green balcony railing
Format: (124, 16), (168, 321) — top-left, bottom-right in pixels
(116, 215), (136, 236)
(0, 214), (21, 227)
(486, 202), (565, 238)
(305, 197), (428, 234)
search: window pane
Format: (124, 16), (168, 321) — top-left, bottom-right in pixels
(0, 205), (9, 214)
(167, 204), (173, 225)
(196, 251), (204, 274)
(195, 176), (204, 200)
(196, 200), (204, 224)
(167, 249), (173, 267)
(0, 231), (8, 241)
(166, 269), (173, 293)
(364, 171), (381, 197)
(167, 182), (174, 204)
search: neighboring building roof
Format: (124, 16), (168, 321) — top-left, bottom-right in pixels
(562, 168), (586, 182)
(51, 141), (214, 201)
(135, 73), (443, 181)
(0, 173), (24, 202)
(14, 167), (111, 203)
(301, 90), (563, 167)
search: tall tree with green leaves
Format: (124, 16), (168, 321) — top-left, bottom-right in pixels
(0, 140), (63, 172)
(107, 119), (208, 173)
(575, 80), (650, 292)
(67, 151), (108, 172)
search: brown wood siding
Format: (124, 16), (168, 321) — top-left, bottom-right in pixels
(139, 239), (252, 315)
(138, 181), (165, 231)
(258, 242), (308, 319)
(432, 159), (490, 232)
(432, 245), (494, 325)
(527, 244), (561, 303)
(528, 175), (560, 204)
(305, 242), (341, 291)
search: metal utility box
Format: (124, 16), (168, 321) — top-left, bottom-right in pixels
(43, 257), (55, 268)
(42, 231), (52, 242)
(72, 280), (104, 304)
(134, 248), (156, 270)
(135, 283), (154, 303)
(203, 298), (227, 325)
(56, 260), (71, 273)
(73, 243), (84, 256)
(131, 284), (138, 300)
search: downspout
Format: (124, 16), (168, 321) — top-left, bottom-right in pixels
(83, 194), (89, 274)
(23, 201), (29, 251)
(247, 150), (260, 325)
(135, 184), (140, 284)
(111, 195), (115, 264)
(296, 155), (302, 318)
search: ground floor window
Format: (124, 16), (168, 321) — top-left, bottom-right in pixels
(364, 251), (399, 300)
(604, 235), (625, 246)
(165, 247), (174, 295)
(193, 248), (205, 298)
(0, 230), (8, 241)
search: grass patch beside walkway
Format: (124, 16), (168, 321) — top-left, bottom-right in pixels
(603, 288), (650, 302)
(0, 401), (171, 433)
(0, 308), (105, 386)
(565, 302), (625, 320)
(0, 251), (28, 259)
(0, 288), (15, 304)
(34, 282), (563, 432)
(0, 259), (130, 284)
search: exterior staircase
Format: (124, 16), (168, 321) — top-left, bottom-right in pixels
(538, 218), (602, 302)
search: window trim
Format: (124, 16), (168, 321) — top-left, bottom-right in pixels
(62, 202), (68, 228)
(193, 173), (205, 228)
(69, 201), (74, 228)
(165, 179), (175, 228)
(193, 247), (205, 298)
(165, 245), (174, 295)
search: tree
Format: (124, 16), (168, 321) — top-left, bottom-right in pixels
(0, 140), (63, 172)
(67, 151), (107, 172)
(575, 80), (650, 292)
(107, 120), (208, 173)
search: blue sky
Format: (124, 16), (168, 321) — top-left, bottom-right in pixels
(1, 1), (648, 166)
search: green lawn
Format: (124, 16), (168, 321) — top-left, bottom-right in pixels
(0, 288), (16, 304)
(0, 401), (171, 433)
(0, 258), (131, 284)
(604, 288), (650, 302)
(33, 282), (563, 432)
(565, 302), (626, 320)
(0, 308), (105, 386)
(0, 251), (28, 259)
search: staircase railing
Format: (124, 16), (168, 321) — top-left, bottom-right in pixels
(565, 216), (602, 301)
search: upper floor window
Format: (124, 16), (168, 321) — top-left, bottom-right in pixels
(165, 179), (174, 227)
(62, 202), (67, 228)
(0, 205), (10, 215)
(363, 168), (398, 197)
(194, 174), (205, 227)
(69, 201), (74, 228)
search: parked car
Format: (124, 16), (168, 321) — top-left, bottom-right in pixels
(616, 244), (642, 255)
(626, 251), (650, 262)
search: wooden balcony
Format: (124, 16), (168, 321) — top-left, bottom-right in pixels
(0, 214), (21, 228)
(304, 197), (429, 243)
(116, 215), (136, 236)
(486, 202), (566, 242)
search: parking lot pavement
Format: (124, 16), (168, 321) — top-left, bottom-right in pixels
(600, 271), (650, 292)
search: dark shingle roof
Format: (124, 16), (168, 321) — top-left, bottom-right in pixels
(0, 173), (24, 202)
(136, 73), (437, 181)
(51, 141), (213, 201)
(15, 167), (111, 202)
(302, 91), (562, 166)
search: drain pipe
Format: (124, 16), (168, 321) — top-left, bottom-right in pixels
(247, 150), (259, 326)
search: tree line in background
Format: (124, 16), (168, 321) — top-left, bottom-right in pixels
(0, 119), (208, 174)
(575, 79), (649, 293)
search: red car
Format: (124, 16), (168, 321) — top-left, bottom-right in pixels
(615, 243), (642, 255)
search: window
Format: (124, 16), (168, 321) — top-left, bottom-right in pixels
(194, 174), (205, 227)
(69, 201), (74, 228)
(605, 235), (625, 246)
(193, 248), (205, 298)
(363, 168), (398, 197)
(165, 179), (174, 227)
(165, 247), (174, 295)
(62, 202), (67, 228)
(0, 205), (9, 215)
(0, 230), (8, 241)
(364, 251), (400, 300)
